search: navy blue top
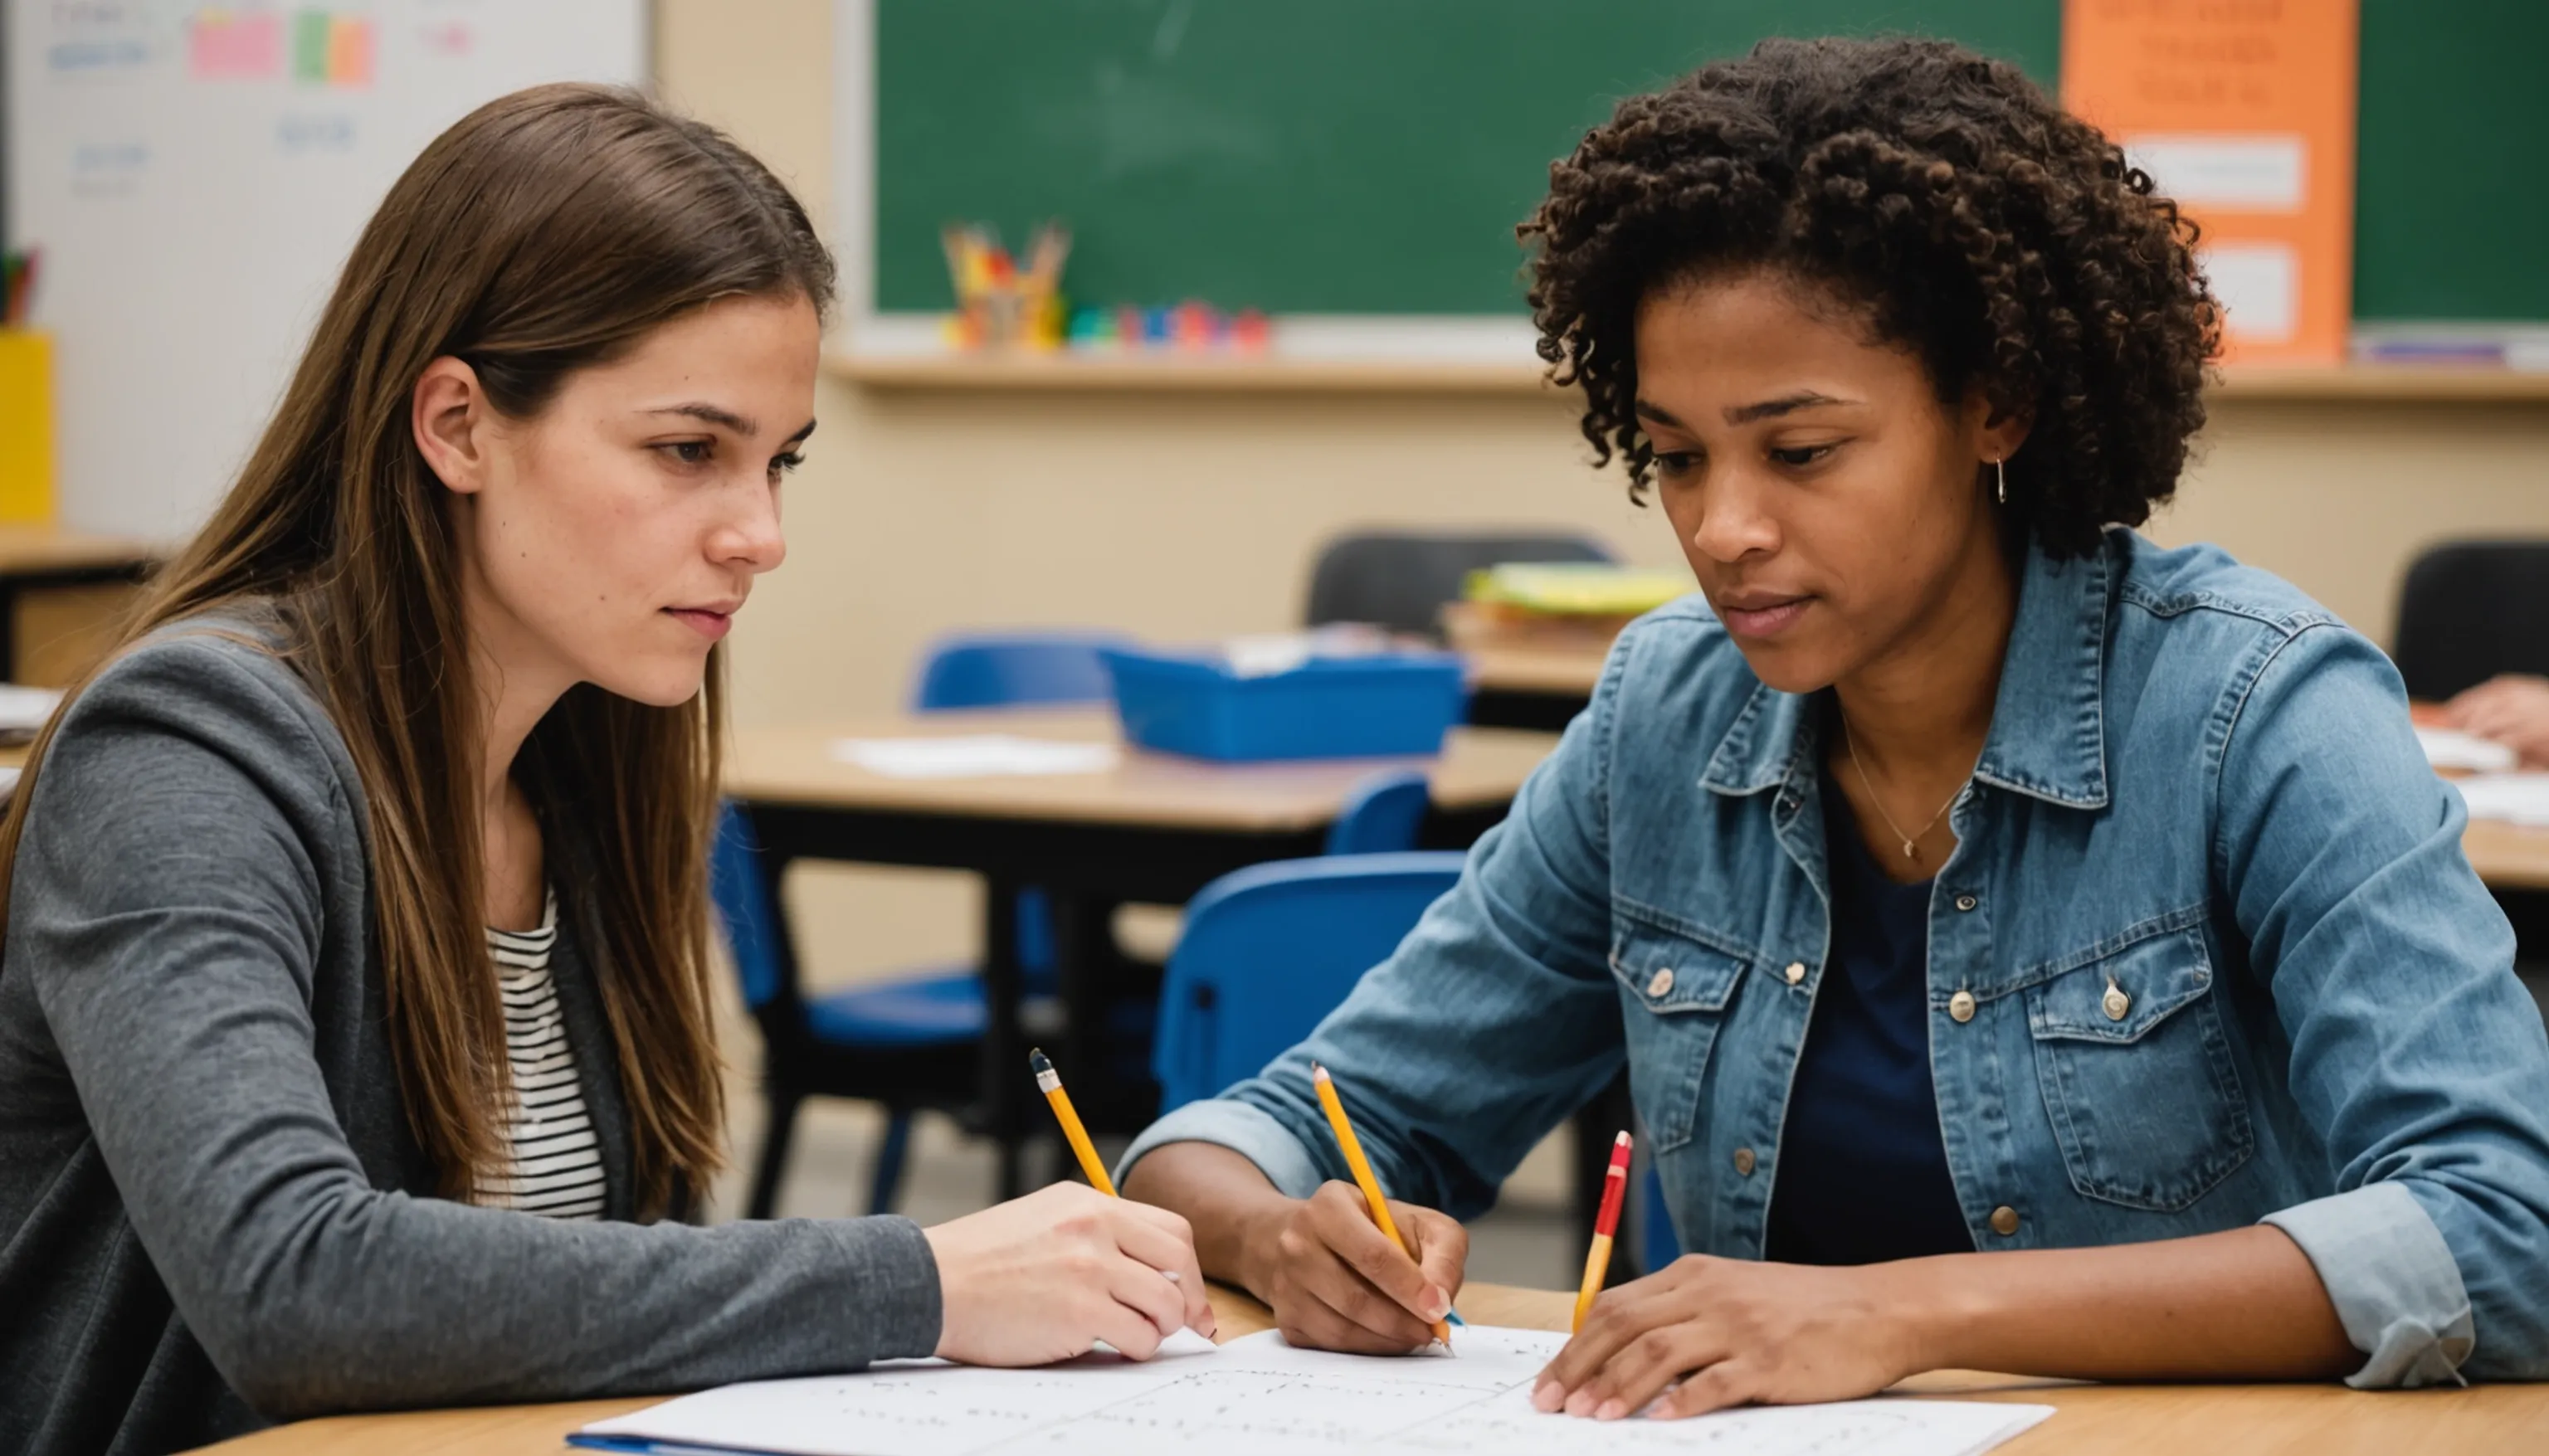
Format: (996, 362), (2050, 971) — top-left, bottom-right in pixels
(1763, 774), (1978, 1265)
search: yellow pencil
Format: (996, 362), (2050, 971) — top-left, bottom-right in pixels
(1312, 1064), (1451, 1348)
(1030, 1047), (1114, 1195)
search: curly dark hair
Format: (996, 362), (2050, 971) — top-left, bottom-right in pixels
(1520, 37), (2218, 559)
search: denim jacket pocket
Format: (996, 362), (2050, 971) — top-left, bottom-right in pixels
(1608, 916), (1747, 1153)
(2024, 925), (2255, 1212)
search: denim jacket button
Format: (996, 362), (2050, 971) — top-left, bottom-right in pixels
(1733, 1147), (1757, 1176)
(2103, 981), (2132, 1020)
(1782, 961), (1806, 985)
(1948, 990), (1977, 1023)
(1646, 968), (1675, 999)
(1989, 1205), (2020, 1236)
(1954, 894), (1978, 913)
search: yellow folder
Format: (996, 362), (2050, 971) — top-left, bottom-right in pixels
(0, 330), (55, 523)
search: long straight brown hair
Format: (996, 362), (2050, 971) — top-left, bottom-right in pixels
(0, 84), (834, 1214)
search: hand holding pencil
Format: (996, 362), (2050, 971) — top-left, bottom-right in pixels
(1311, 1064), (1452, 1349)
(914, 1048), (1214, 1370)
(1222, 1063), (1460, 1355)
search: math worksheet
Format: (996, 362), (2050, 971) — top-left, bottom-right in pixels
(576, 1327), (2053, 1456)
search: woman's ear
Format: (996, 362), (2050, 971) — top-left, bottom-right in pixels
(412, 357), (492, 495)
(1969, 388), (2034, 465)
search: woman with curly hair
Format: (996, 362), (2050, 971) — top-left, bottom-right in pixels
(1123, 37), (2549, 1411)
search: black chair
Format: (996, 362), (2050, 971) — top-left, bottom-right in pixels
(2391, 539), (2549, 702)
(2394, 539), (2549, 976)
(1304, 530), (1616, 640)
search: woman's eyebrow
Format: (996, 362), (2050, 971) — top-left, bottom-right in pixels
(1635, 392), (1864, 429)
(1725, 390), (1858, 424)
(646, 402), (757, 434)
(1633, 398), (1688, 428)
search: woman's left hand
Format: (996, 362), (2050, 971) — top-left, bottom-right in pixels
(1532, 1254), (1931, 1420)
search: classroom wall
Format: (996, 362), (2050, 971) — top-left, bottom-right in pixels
(659, 0), (2549, 986)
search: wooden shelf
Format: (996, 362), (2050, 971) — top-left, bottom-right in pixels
(829, 350), (1552, 395)
(831, 351), (2549, 403)
(0, 523), (162, 577)
(2208, 363), (2549, 402)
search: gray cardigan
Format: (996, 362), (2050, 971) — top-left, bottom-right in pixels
(0, 616), (942, 1454)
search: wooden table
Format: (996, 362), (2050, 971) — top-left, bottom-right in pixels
(1461, 639), (1610, 732)
(726, 710), (1560, 1195)
(195, 1279), (2549, 1454)
(728, 711), (1553, 835)
(0, 523), (158, 684)
(2464, 818), (2549, 892)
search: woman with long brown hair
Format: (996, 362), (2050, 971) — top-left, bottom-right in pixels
(0, 84), (1209, 1454)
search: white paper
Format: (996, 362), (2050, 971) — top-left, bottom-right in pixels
(830, 735), (1119, 779)
(0, 684), (64, 735)
(581, 1326), (2054, 1456)
(2127, 134), (2307, 212)
(2201, 241), (2299, 344)
(1221, 625), (1399, 678)
(2456, 772), (2549, 827)
(2418, 726), (2520, 774)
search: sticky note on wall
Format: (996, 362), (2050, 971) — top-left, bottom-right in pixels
(291, 12), (375, 88)
(0, 333), (57, 524)
(189, 11), (285, 80)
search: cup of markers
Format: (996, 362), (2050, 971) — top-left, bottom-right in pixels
(940, 222), (1072, 351)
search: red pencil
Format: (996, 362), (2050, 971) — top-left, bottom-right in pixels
(1572, 1131), (1634, 1333)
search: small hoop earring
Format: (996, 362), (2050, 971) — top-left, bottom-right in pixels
(1992, 456), (2007, 506)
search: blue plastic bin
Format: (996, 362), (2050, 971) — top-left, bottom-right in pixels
(1101, 646), (1469, 761)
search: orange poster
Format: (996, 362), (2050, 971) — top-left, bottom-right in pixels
(2061, 0), (2358, 364)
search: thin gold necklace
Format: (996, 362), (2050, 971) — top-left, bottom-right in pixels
(1840, 714), (1967, 860)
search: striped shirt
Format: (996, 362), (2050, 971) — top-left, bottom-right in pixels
(482, 893), (607, 1220)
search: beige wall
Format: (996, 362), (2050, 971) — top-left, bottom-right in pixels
(660, 0), (2549, 986)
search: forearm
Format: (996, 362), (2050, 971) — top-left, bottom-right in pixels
(1888, 1225), (2356, 1381)
(193, 1186), (943, 1415)
(1123, 1141), (1299, 1298)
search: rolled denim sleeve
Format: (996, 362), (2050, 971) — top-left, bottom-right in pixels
(2264, 1183), (2473, 1387)
(1118, 1098), (1331, 1199)
(2218, 624), (2549, 1385)
(1119, 640), (1634, 1217)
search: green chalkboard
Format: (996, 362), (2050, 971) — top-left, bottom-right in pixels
(873, 0), (2058, 315)
(873, 1), (2542, 324)
(2355, 0), (2549, 323)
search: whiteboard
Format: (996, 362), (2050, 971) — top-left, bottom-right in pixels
(10, 2), (647, 538)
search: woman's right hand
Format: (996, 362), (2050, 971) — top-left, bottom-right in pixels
(1241, 1180), (1469, 1355)
(923, 1182), (1216, 1366)
(2445, 673), (2549, 767)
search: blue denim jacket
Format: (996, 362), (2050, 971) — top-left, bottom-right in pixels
(1124, 529), (2549, 1388)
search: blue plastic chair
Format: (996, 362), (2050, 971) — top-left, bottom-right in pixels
(1324, 769), (1431, 855)
(717, 634), (1125, 1217)
(911, 633), (1134, 989)
(713, 802), (993, 1218)
(914, 631), (1129, 712)
(1152, 853), (1465, 1115)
